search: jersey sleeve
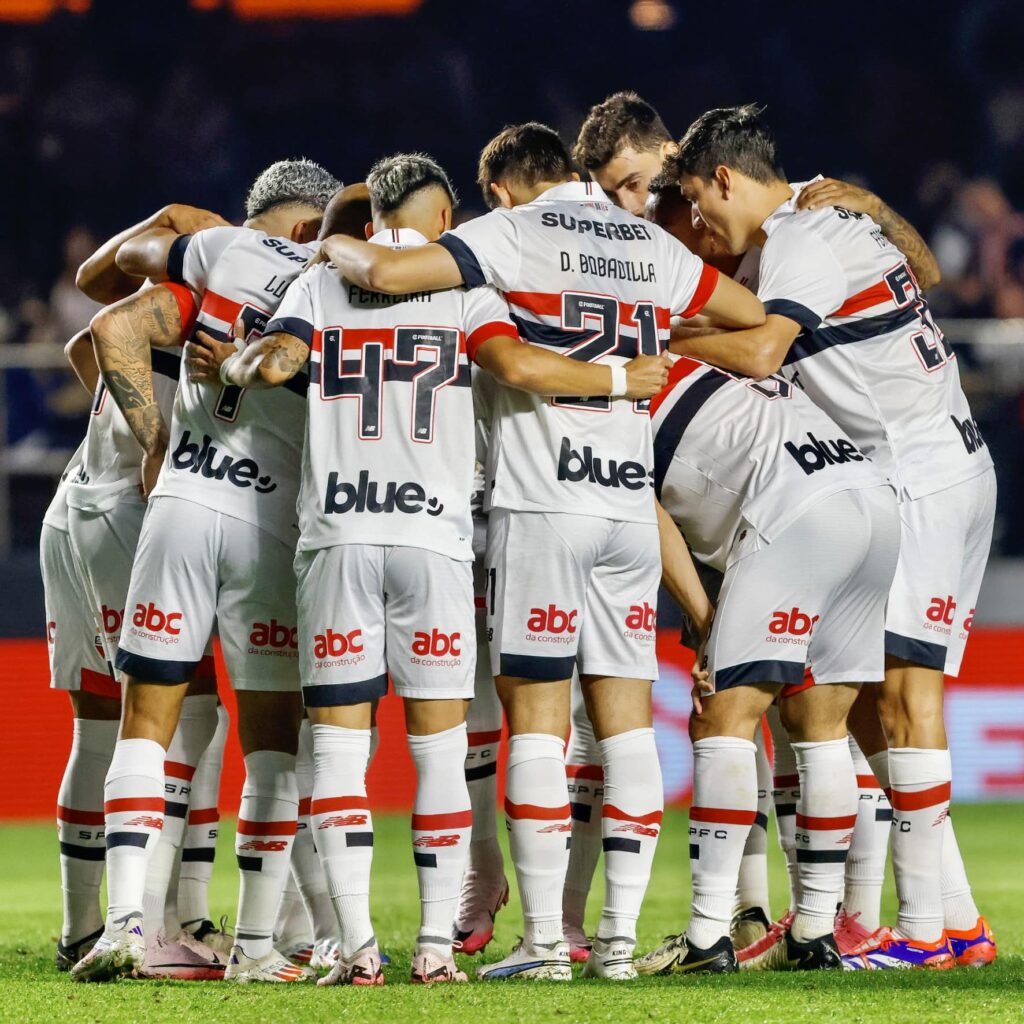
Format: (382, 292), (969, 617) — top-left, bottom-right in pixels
(166, 226), (239, 294)
(659, 226), (721, 318)
(462, 285), (517, 363)
(265, 271), (316, 346)
(434, 210), (522, 291)
(756, 223), (847, 330)
(160, 282), (200, 338)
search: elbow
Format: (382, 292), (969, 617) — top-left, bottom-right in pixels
(364, 257), (406, 295)
(922, 264), (941, 291)
(748, 345), (784, 380)
(74, 263), (97, 299)
(64, 330), (91, 366)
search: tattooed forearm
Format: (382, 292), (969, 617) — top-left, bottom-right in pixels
(224, 332), (310, 389)
(124, 403), (168, 458)
(875, 202), (941, 291)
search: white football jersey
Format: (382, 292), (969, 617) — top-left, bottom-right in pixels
(268, 228), (515, 562)
(651, 356), (886, 571)
(759, 178), (992, 499)
(154, 226), (314, 545)
(67, 284), (197, 514)
(42, 442), (86, 533)
(436, 180), (718, 525)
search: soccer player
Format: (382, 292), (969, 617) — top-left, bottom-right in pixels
(194, 151), (671, 985)
(313, 123), (764, 980)
(667, 105), (997, 970)
(71, 158), (341, 984)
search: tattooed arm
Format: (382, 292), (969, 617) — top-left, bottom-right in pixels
(796, 178), (941, 290)
(90, 285), (186, 495)
(186, 329), (310, 389)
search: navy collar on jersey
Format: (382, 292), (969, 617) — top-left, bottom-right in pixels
(530, 179), (614, 205)
(368, 227), (429, 249)
(761, 175), (824, 234)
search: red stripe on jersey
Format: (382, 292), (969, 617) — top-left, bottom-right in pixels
(298, 797), (311, 817)
(689, 805), (757, 825)
(162, 281), (200, 337)
(503, 798), (570, 821)
(566, 763), (604, 781)
(411, 810), (473, 830)
(647, 356), (707, 417)
(857, 774), (881, 790)
(889, 782), (951, 812)
(311, 796), (369, 815)
(237, 817), (298, 836)
(188, 808), (219, 825)
(200, 289), (243, 326)
(774, 774), (800, 788)
(603, 804), (663, 825)
(795, 812), (857, 830)
(467, 320), (516, 362)
(467, 730), (502, 746)
(104, 797), (165, 814)
(676, 263), (720, 319)
(80, 667), (121, 700)
(505, 291), (670, 330)
(164, 760), (195, 781)
(57, 805), (105, 825)
(831, 278), (892, 318)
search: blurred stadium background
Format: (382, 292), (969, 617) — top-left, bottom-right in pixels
(1, 0), (1023, 819)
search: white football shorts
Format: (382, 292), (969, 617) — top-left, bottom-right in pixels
(295, 543), (476, 706)
(116, 496), (298, 690)
(485, 508), (660, 683)
(884, 467), (996, 676)
(705, 485), (899, 691)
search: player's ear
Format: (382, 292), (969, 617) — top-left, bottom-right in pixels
(570, 171), (581, 182)
(363, 221), (374, 241)
(439, 204), (452, 234)
(715, 165), (731, 198)
(660, 139), (679, 159)
(489, 182), (513, 210)
(292, 218), (321, 243)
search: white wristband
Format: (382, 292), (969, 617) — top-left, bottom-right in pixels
(219, 351), (240, 387)
(609, 364), (628, 398)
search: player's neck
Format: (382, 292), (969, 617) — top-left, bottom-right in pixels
(751, 180), (795, 246)
(374, 216), (438, 242)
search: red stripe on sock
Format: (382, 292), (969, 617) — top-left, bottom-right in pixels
(689, 806), (757, 825)
(795, 812), (858, 830)
(237, 818), (298, 836)
(165, 760), (195, 781)
(467, 730), (502, 746)
(856, 774), (881, 789)
(188, 808), (219, 825)
(57, 804), (105, 825)
(412, 810), (473, 830)
(310, 796), (368, 816)
(773, 774), (799, 788)
(504, 798), (570, 821)
(566, 763), (604, 781)
(104, 797), (165, 814)
(298, 797), (311, 817)
(603, 804), (663, 825)
(889, 782), (951, 811)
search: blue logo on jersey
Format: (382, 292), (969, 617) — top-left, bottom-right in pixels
(556, 437), (652, 490)
(950, 415), (986, 455)
(171, 430), (278, 493)
(323, 470), (444, 516)
(784, 432), (865, 476)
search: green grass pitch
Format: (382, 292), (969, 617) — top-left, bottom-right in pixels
(1, 804), (1021, 1023)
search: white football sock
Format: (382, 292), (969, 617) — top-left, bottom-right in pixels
(842, 736), (889, 931)
(941, 814), (981, 930)
(409, 723), (472, 954)
(766, 705), (801, 910)
(563, 689), (602, 936)
(736, 720), (772, 918)
(505, 733), (570, 946)
(275, 867), (312, 948)
(464, 675), (504, 878)
(104, 737), (166, 927)
(57, 717), (118, 944)
(888, 747), (951, 942)
(598, 727), (662, 944)
(791, 737), (857, 942)
(310, 724), (374, 958)
(688, 736), (757, 949)
(234, 749), (298, 960)
(179, 701), (228, 931)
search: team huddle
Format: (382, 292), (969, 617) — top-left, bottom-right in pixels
(41, 92), (997, 987)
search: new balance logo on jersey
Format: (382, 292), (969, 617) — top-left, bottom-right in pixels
(312, 629), (363, 659)
(171, 431), (278, 493)
(324, 470), (444, 517)
(556, 438), (652, 491)
(768, 607), (819, 643)
(527, 605), (578, 635)
(132, 603), (183, 636)
(411, 630), (461, 657)
(102, 605), (123, 636)
(951, 415), (986, 455)
(784, 433), (865, 475)
(249, 619), (298, 651)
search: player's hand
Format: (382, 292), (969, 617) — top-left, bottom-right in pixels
(140, 443), (166, 500)
(691, 668), (713, 716)
(304, 242), (330, 272)
(186, 329), (238, 384)
(796, 178), (881, 220)
(623, 352), (672, 400)
(161, 204), (231, 235)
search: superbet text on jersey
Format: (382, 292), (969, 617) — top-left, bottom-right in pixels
(436, 180), (719, 525)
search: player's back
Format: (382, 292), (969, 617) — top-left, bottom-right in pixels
(761, 183), (992, 499)
(155, 225), (313, 545)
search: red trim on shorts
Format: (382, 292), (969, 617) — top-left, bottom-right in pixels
(310, 796), (368, 815)
(195, 655), (217, 682)
(237, 817), (298, 836)
(467, 730), (502, 746)
(104, 797), (165, 814)
(565, 763), (604, 781)
(780, 667), (816, 699)
(57, 805), (105, 825)
(162, 281), (200, 336)
(676, 263), (720, 319)
(411, 810), (473, 830)
(188, 808), (219, 825)
(795, 812), (857, 830)
(689, 806), (757, 825)
(773, 774), (800, 788)
(81, 668), (121, 700)
(889, 782), (951, 811)
(503, 798), (570, 821)
(603, 804), (663, 825)
(165, 760), (195, 781)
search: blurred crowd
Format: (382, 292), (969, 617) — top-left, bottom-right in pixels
(2, 0), (1023, 549)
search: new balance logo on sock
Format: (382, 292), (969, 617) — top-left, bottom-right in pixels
(413, 835), (461, 848)
(318, 813), (368, 829)
(238, 839), (289, 852)
(614, 822), (659, 837)
(124, 815), (164, 830)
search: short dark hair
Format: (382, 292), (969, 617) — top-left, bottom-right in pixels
(244, 158), (341, 219)
(477, 122), (574, 208)
(366, 152), (457, 215)
(573, 91), (672, 171)
(670, 104), (784, 185)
